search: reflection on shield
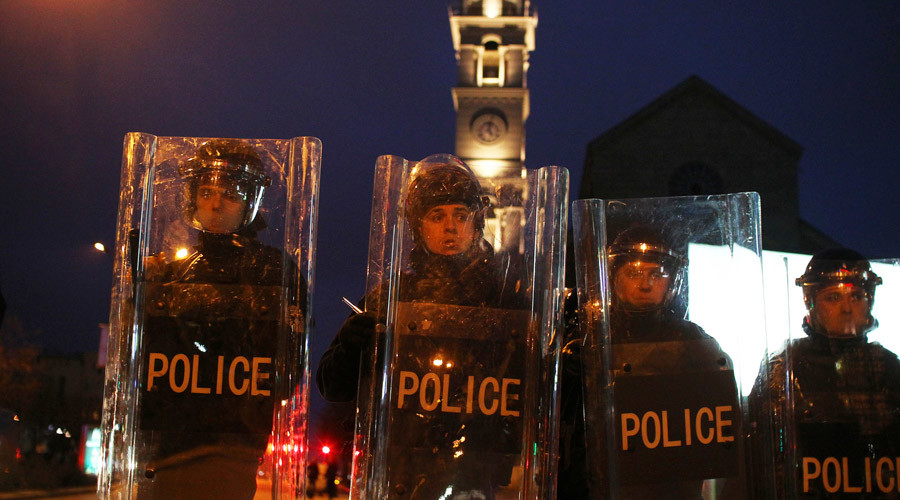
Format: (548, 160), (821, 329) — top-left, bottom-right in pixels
(790, 364), (900, 497)
(101, 134), (321, 500)
(385, 302), (530, 499)
(138, 282), (282, 434)
(609, 339), (740, 485)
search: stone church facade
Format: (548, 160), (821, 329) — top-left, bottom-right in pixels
(580, 75), (836, 253)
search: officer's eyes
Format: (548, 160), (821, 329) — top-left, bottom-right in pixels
(223, 189), (244, 202)
(821, 293), (867, 303)
(426, 212), (470, 223)
(198, 188), (244, 202)
(624, 268), (669, 279)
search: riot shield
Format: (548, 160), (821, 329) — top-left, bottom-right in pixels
(100, 134), (321, 500)
(572, 193), (768, 499)
(350, 154), (567, 500)
(757, 254), (900, 498)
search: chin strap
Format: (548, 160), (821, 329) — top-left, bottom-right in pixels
(802, 315), (877, 339)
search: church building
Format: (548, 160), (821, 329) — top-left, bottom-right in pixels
(580, 76), (836, 253)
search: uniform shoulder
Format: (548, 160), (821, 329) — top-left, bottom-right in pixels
(669, 316), (712, 341)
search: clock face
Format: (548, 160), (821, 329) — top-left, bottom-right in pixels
(471, 112), (507, 145)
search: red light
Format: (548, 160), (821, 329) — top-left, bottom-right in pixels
(321, 445), (331, 454)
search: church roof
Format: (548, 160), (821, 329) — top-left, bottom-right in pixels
(588, 75), (803, 158)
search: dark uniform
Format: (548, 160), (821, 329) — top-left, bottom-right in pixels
(564, 227), (737, 500)
(606, 311), (732, 500)
(557, 289), (591, 500)
(316, 226), (520, 403)
(750, 249), (900, 499)
(317, 156), (525, 499)
(137, 140), (301, 500)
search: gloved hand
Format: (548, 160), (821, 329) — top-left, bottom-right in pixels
(337, 311), (377, 351)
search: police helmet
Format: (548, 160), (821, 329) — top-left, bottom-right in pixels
(796, 248), (882, 313)
(180, 139), (271, 232)
(608, 226), (686, 311)
(405, 154), (486, 241)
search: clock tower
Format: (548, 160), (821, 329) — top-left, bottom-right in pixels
(449, 0), (537, 251)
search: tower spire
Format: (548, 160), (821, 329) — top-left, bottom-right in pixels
(449, 1), (537, 253)
(449, 1), (537, 180)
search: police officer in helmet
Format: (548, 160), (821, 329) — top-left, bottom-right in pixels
(751, 248), (900, 499)
(180, 139), (269, 236)
(139, 139), (294, 500)
(317, 155), (523, 500)
(317, 154), (516, 403)
(795, 248), (882, 339)
(596, 226), (734, 499)
(608, 226), (687, 319)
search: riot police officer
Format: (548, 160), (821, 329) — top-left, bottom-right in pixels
(317, 155), (517, 402)
(138, 139), (293, 500)
(588, 226), (735, 499)
(750, 249), (900, 499)
(317, 155), (524, 499)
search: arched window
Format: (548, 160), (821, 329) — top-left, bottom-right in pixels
(668, 162), (724, 196)
(480, 36), (503, 86)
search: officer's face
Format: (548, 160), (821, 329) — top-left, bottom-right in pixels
(420, 204), (477, 256)
(614, 260), (671, 309)
(194, 183), (246, 234)
(811, 284), (870, 337)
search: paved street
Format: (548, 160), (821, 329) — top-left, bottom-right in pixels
(0, 486), (96, 500)
(0, 470), (351, 499)
(0, 488), (349, 500)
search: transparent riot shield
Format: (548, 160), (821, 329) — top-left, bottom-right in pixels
(100, 134), (321, 500)
(572, 193), (768, 499)
(350, 154), (567, 500)
(756, 254), (900, 498)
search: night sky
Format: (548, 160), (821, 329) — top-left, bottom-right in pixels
(1, 0), (898, 404)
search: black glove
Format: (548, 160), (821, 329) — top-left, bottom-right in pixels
(337, 311), (377, 351)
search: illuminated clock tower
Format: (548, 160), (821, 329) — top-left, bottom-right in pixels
(449, 0), (537, 251)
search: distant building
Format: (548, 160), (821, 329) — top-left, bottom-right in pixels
(449, 0), (534, 179)
(449, 0), (537, 252)
(33, 351), (103, 431)
(581, 75), (837, 253)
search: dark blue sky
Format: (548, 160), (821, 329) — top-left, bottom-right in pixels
(1, 0), (898, 376)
